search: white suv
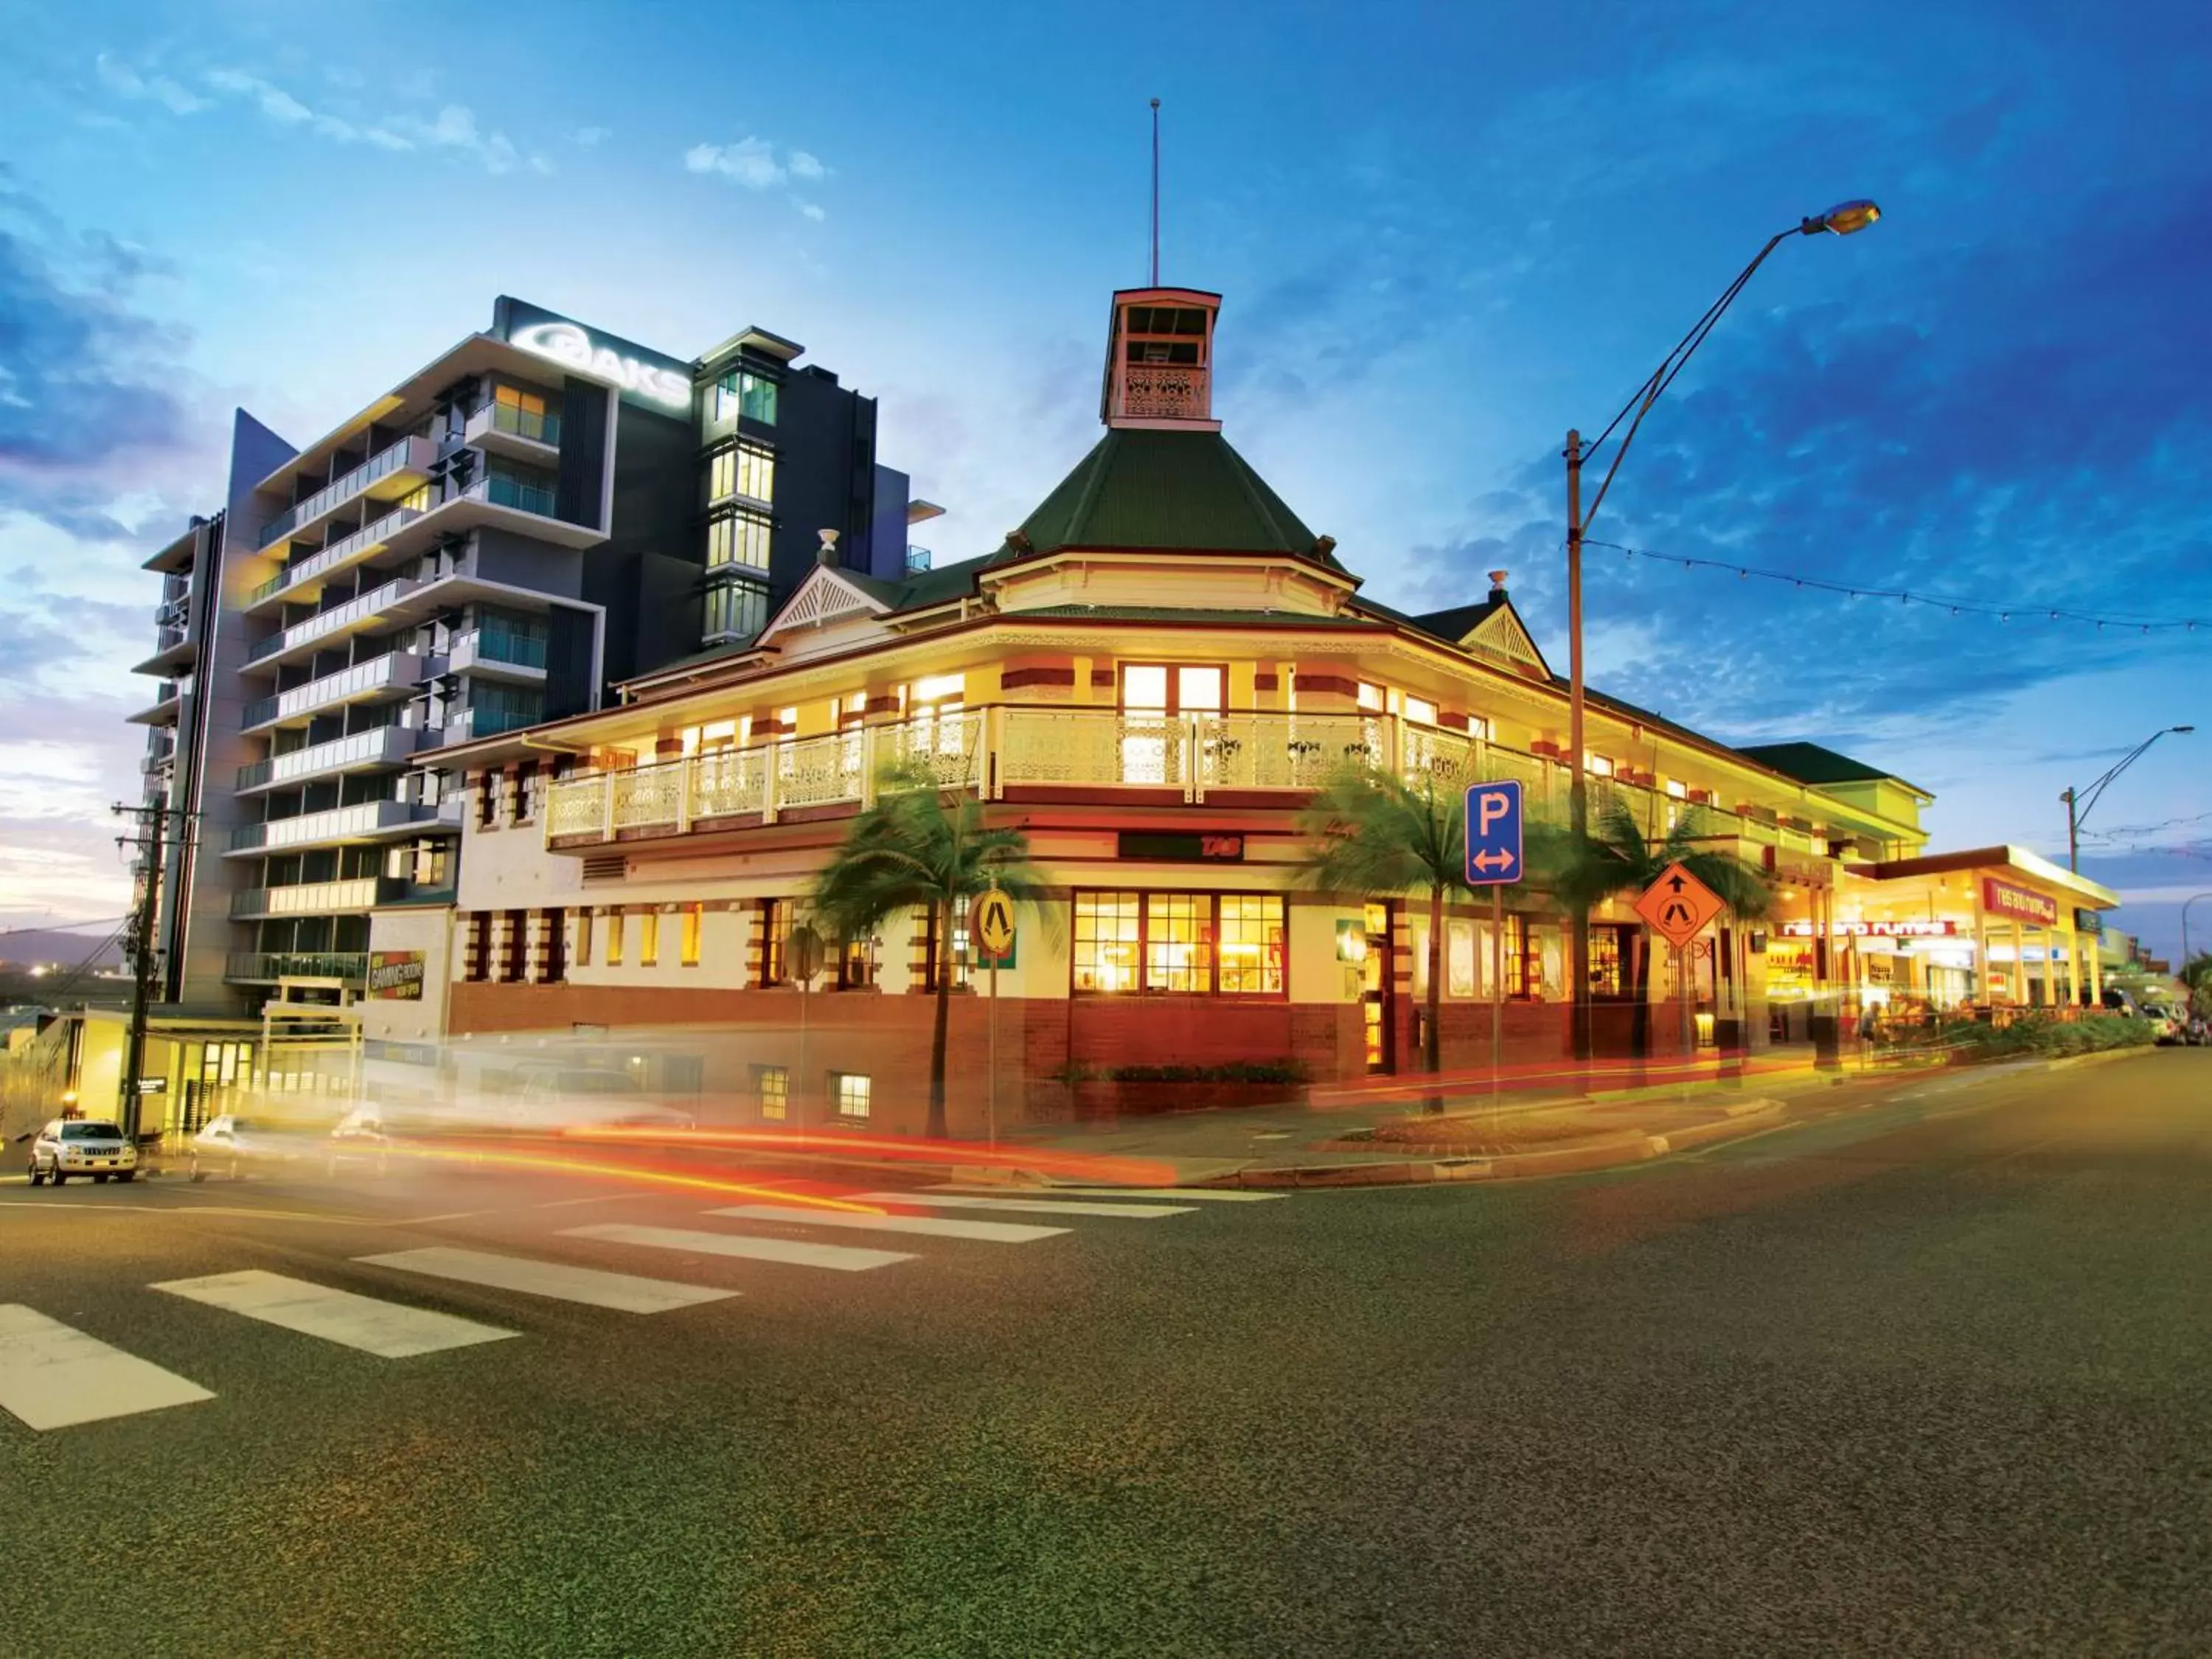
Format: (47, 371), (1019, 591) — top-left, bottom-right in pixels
(28, 1119), (139, 1186)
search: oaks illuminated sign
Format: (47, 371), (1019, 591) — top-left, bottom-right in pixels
(510, 321), (692, 412)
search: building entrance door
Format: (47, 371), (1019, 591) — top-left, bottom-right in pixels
(1363, 900), (1395, 1073)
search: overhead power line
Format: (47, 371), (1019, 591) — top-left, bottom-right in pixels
(1583, 539), (2211, 634)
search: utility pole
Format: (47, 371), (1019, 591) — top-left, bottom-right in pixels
(114, 801), (167, 1138)
(1565, 429), (1590, 1064)
(2061, 787), (2079, 874)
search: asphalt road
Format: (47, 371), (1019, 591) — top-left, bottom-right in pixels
(2, 1050), (2208, 1657)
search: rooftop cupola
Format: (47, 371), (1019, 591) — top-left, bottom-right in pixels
(1099, 288), (1222, 432)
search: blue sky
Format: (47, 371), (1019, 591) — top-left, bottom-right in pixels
(2, 0), (2206, 961)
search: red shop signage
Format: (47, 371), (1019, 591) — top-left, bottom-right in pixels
(1981, 878), (2059, 927)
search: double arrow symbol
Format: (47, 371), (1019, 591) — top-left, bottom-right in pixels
(1470, 849), (1516, 874)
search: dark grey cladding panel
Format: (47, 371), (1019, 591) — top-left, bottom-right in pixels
(555, 377), (610, 529)
(473, 528), (583, 598)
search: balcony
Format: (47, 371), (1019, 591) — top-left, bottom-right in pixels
(246, 574), (423, 666)
(448, 626), (549, 681)
(225, 797), (450, 857)
(230, 875), (412, 919)
(127, 677), (189, 727)
(237, 726), (422, 793)
(257, 434), (439, 551)
(241, 653), (428, 732)
(224, 952), (369, 986)
(1119, 363), (1208, 421)
(465, 401), (562, 462)
(247, 504), (428, 611)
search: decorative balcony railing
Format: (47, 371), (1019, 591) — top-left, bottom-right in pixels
(1119, 363), (1208, 421)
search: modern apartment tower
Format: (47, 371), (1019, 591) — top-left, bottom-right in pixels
(127, 296), (920, 1018)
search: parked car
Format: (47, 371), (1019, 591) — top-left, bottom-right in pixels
(27, 1119), (138, 1185)
(187, 1114), (320, 1180)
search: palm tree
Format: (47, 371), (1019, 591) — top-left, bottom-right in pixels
(1300, 765), (1478, 1111)
(1524, 796), (1772, 1051)
(811, 761), (1045, 1139)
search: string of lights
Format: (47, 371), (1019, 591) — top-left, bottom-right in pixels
(1582, 538), (2210, 634)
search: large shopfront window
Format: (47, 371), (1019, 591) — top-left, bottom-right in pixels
(1072, 891), (1286, 996)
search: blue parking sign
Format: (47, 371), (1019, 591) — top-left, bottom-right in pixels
(1464, 780), (1523, 886)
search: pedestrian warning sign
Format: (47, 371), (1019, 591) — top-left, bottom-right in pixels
(969, 887), (1017, 963)
(1632, 861), (1725, 950)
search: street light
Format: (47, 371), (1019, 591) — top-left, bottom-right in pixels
(2059, 726), (2193, 874)
(2180, 891), (2212, 970)
(1561, 199), (1882, 1060)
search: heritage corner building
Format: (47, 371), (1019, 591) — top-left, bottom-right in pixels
(373, 280), (2117, 1133)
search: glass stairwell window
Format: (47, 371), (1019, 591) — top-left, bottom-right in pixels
(714, 369), (779, 425)
(707, 509), (772, 571)
(703, 580), (768, 644)
(709, 442), (775, 505)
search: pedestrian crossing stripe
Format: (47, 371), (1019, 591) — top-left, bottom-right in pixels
(705, 1203), (1068, 1242)
(935, 1184), (1285, 1203)
(866, 1192), (1195, 1220)
(150, 1270), (518, 1358)
(563, 1223), (913, 1272)
(355, 1248), (737, 1313)
(0, 1304), (215, 1431)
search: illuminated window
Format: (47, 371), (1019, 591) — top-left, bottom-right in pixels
(575, 909), (593, 967)
(709, 442), (776, 504)
(832, 1071), (871, 1120)
(1144, 894), (1211, 992)
(837, 932), (877, 990)
(703, 579), (768, 643)
(920, 904), (973, 991)
(1403, 695), (1438, 726)
(1503, 915), (1534, 999)
(913, 672), (966, 706)
(1590, 926), (1627, 998)
(1074, 891), (1141, 992)
(605, 910), (625, 967)
(1585, 753), (1615, 778)
(759, 899), (792, 987)
(1217, 896), (1286, 994)
(639, 910), (660, 967)
(755, 1065), (788, 1121)
(706, 509), (772, 571)
(716, 369), (779, 425)
(1357, 682), (1384, 712)
(1665, 779), (1688, 799)
(680, 902), (702, 967)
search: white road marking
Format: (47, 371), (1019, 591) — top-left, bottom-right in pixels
(0, 1305), (215, 1431)
(355, 1248), (736, 1313)
(150, 1270), (517, 1357)
(705, 1203), (1067, 1243)
(563, 1223), (912, 1272)
(867, 1192), (1194, 1220)
(936, 1184), (1285, 1203)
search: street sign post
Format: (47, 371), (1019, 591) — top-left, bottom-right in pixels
(1632, 862), (1725, 950)
(967, 888), (1018, 1149)
(1464, 781), (1525, 1100)
(1462, 781), (1524, 887)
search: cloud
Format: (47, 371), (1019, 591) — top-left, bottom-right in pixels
(686, 138), (834, 215)
(571, 125), (609, 148)
(392, 103), (520, 174)
(94, 53), (205, 115)
(0, 169), (204, 538)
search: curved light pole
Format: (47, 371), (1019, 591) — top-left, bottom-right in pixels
(1562, 200), (1882, 1060)
(2182, 891), (2212, 970)
(2060, 725), (2194, 874)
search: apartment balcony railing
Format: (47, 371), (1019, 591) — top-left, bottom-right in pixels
(223, 951), (369, 985)
(448, 627), (548, 677)
(229, 875), (412, 919)
(241, 652), (428, 731)
(478, 473), (558, 518)
(237, 725), (420, 792)
(246, 574), (422, 664)
(465, 402), (562, 453)
(225, 797), (440, 856)
(257, 434), (439, 550)
(248, 504), (428, 606)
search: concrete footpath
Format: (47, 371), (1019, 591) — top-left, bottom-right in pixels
(968, 1046), (2158, 1189)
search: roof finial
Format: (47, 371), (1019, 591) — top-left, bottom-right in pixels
(1149, 98), (1161, 287)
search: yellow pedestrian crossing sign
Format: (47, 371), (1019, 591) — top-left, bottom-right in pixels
(970, 887), (1017, 963)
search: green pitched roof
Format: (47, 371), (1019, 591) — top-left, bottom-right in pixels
(999, 428), (1333, 566)
(1735, 741), (1918, 791)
